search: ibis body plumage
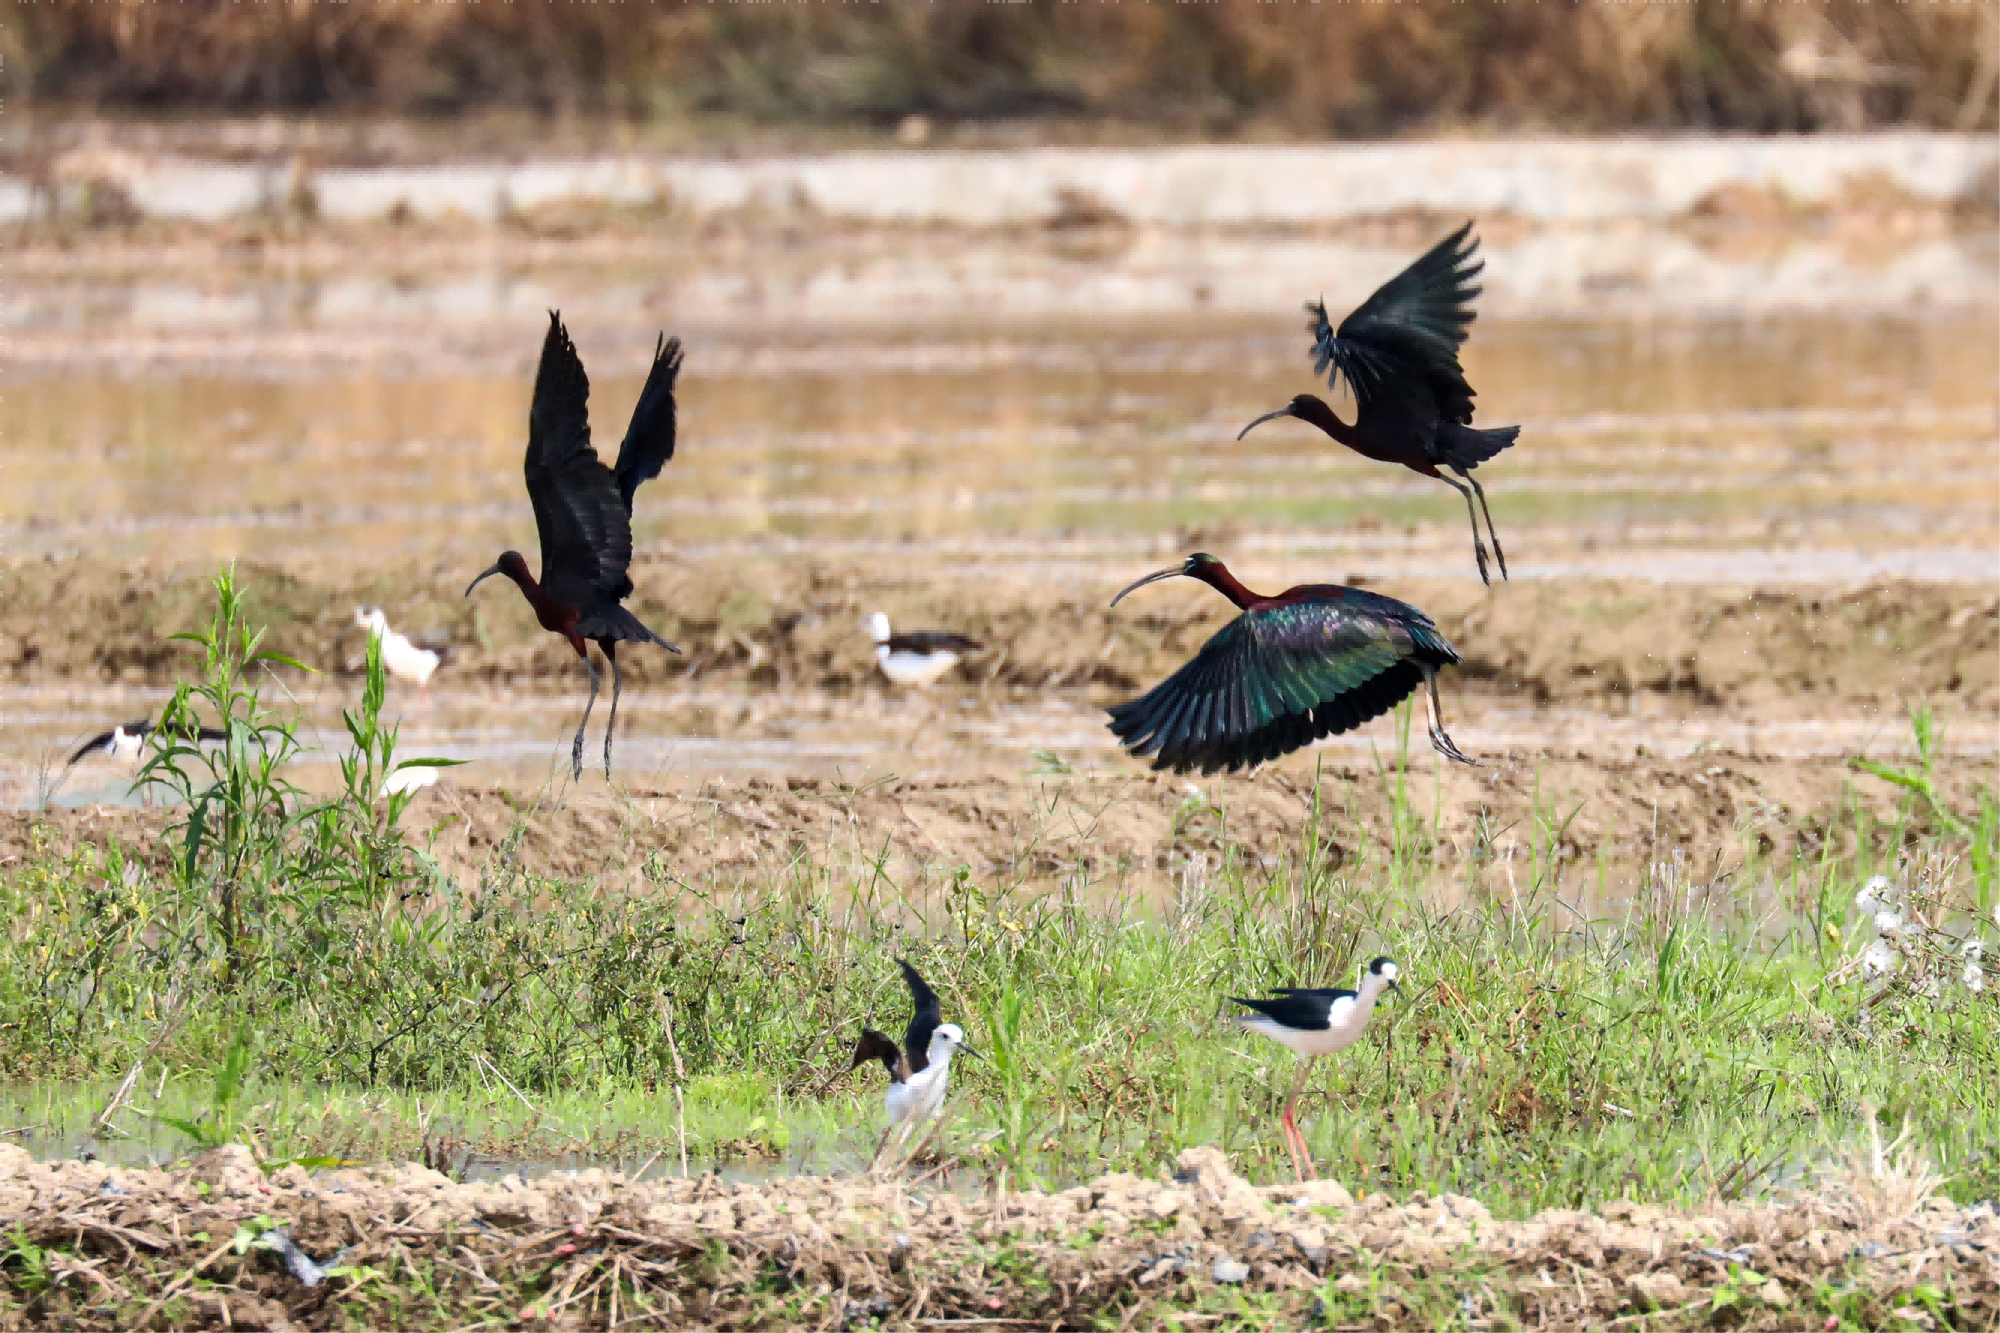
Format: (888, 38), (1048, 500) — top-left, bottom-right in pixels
(466, 313), (685, 779)
(1238, 222), (1519, 585)
(1106, 554), (1473, 774)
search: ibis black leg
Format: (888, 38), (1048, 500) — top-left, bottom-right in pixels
(1461, 469), (1508, 582)
(572, 650), (600, 780)
(1422, 667), (1477, 766)
(602, 641), (621, 781)
(1437, 473), (1491, 587)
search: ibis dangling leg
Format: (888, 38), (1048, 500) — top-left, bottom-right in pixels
(1437, 472), (1493, 588)
(1458, 468), (1509, 582)
(571, 648), (600, 781)
(1421, 667), (1473, 766)
(602, 641), (622, 781)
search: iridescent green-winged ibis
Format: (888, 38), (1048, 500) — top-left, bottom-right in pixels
(1232, 956), (1401, 1182)
(1106, 554), (1474, 774)
(466, 313), (683, 780)
(1238, 222), (1519, 586)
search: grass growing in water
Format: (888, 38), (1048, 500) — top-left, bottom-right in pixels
(0, 573), (1994, 1217)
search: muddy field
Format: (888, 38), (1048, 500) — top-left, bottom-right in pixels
(0, 1142), (1990, 1330)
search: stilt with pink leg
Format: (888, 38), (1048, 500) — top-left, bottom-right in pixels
(1231, 956), (1402, 1182)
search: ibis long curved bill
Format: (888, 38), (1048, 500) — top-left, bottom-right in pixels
(1236, 406), (1296, 441)
(464, 563), (505, 597)
(1109, 565), (1193, 608)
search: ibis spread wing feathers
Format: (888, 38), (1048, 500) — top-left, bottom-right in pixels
(1307, 220), (1484, 452)
(1108, 590), (1460, 775)
(613, 334), (685, 513)
(527, 313), (636, 607)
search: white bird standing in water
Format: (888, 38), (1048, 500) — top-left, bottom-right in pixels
(849, 959), (980, 1166)
(869, 612), (981, 688)
(1231, 955), (1402, 1182)
(355, 608), (444, 688)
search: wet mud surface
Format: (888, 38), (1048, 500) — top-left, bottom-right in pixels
(0, 1143), (1990, 1330)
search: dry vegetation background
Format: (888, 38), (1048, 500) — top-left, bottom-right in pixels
(2, 0), (1993, 136)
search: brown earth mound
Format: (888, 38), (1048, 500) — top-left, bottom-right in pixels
(0, 1142), (1989, 1330)
(2, 555), (1994, 710)
(8, 752), (1985, 900)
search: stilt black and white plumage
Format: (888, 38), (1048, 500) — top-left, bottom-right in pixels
(1231, 956), (1401, 1182)
(64, 718), (229, 772)
(849, 959), (980, 1159)
(868, 613), (982, 687)
(354, 608), (447, 687)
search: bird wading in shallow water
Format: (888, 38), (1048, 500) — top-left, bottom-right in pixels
(1237, 222), (1519, 586)
(1232, 956), (1402, 1182)
(868, 612), (982, 688)
(466, 313), (684, 780)
(849, 959), (981, 1168)
(1106, 553), (1474, 774)
(56, 718), (232, 803)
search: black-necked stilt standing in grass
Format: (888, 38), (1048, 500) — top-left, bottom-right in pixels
(1236, 222), (1519, 586)
(465, 313), (685, 780)
(1106, 554), (1475, 774)
(849, 958), (980, 1168)
(1232, 955), (1402, 1182)
(354, 608), (446, 688)
(869, 613), (982, 688)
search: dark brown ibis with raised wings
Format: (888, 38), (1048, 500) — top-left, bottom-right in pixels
(1238, 222), (1519, 585)
(467, 312), (683, 780)
(1106, 554), (1475, 774)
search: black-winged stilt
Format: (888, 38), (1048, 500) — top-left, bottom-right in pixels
(849, 958), (980, 1166)
(56, 718), (232, 802)
(868, 613), (982, 688)
(354, 608), (446, 687)
(1231, 955), (1401, 1182)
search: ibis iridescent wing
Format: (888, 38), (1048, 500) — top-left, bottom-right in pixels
(1308, 222), (1485, 444)
(1107, 591), (1458, 775)
(613, 334), (684, 514)
(525, 313), (636, 605)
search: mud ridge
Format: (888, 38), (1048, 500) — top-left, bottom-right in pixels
(3, 556), (1993, 711)
(0, 1143), (1989, 1330)
(9, 754), (1984, 898)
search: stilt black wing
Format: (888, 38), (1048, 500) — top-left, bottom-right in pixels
(1229, 992), (1337, 1031)
(886, 632), (982, 656)
(898, 958), (943, 1075)
(850, 1028), (907, 1082)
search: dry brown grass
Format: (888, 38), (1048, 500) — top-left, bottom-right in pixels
(1, 2), (1991, 135)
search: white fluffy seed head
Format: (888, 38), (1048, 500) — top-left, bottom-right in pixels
(1963, 962), (1987, 994)
(1873, 910), (1906, 939)
(1862, 940), (1898, 980)
(1855, 874), (1894, 916)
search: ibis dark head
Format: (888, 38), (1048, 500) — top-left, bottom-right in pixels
(465, 550), (532, 598)
(1110, 552), (1225, 608)
(1238, 394), (1336, 441)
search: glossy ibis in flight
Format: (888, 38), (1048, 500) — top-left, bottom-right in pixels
(868, 612), (982, 687)
(1106, 553), (1474, 774)
(466, 313), (684, 780)
(1238, 222), (1519, 586)
(353, 608), (444, 688)
(1232, 956), (1401, 1182)
(849, 958), (980, 1165)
